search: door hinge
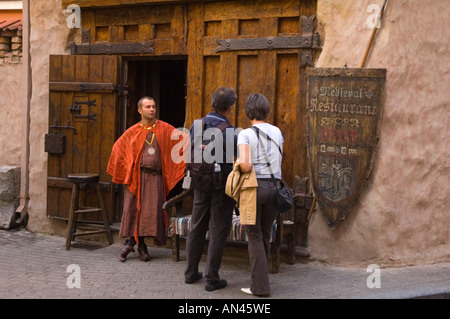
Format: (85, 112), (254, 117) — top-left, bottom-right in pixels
(114, 85), (128, 97)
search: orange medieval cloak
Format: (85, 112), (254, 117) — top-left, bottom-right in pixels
(107, 120), (187, 242)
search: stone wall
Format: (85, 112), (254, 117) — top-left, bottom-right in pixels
(0, 166), (20, 229)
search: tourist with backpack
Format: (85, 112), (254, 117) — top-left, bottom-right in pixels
(184, 87), (239, 292)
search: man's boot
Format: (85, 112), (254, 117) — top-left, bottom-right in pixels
(138, 242), (151, 262)
(119, 242), (135, 262)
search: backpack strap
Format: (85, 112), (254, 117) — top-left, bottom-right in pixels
(216, 120), (231, 132)
(204, 114), (232, 132)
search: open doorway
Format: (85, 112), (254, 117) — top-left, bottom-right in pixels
(122, 57), (187, 205)
(125, 58), (187, 130)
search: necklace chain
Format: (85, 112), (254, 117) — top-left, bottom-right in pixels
(140, 120), (158, 130)
(145, 133), (155, 147)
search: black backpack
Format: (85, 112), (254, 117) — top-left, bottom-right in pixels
(186, 118), (231, 192)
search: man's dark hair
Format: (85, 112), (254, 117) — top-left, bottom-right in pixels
(211, 87), (237, 113)
(138, 96), (155, 109)
(244, 93), (270, 121)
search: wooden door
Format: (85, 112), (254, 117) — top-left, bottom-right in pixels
(47, 55), (121, 223)
(185, 0), (317, 186)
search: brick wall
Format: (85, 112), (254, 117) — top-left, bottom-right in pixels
(0, 19), (22, 64)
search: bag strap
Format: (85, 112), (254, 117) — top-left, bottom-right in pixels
(251, 126), (280, 190)
(204, 114), (232, 132)
(193, 117), (231, 132)
(252, 126), (282, 154)
(191, 117), (232, 168)
(192, 117), (231, 142)
(216, 120), (231, 132)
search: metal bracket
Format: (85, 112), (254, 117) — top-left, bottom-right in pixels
(71, 41), (155, 55)
(114, 85), (129, 97)
(69, 99), (96, 114)
(74, 113), (97, 121)
(216, 35), (313, 52)
(75, 99), (96, 106)
(69, 104), (81, 114)
(214, 15), (320, 68)
(300, 15), (320, 69)
(50, 120), (77, 135)
(81, 28), (91, 44)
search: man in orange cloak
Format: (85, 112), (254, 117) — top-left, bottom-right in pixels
(107, 97), (186, 262)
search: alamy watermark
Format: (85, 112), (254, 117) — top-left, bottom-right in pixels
(66, 264), (81, 289)
(366, 264), (381, 289)
(366, 4), (383, 29)
(170, 125), (281, 175)
(65, 4), (81, 29)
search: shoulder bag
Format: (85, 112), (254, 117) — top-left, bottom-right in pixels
(251, 126), (293, 213)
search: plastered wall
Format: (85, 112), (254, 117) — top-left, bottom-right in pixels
(0, 63), (22, 167)
(309, 0), (450, 266)
(26, 0), (75, 234)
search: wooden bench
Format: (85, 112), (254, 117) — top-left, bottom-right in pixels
(163, 188), (296, 274)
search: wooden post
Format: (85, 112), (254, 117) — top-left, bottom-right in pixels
(361, 0), (388, 68)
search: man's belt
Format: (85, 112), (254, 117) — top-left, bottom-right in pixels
(140, 167), (162, 175)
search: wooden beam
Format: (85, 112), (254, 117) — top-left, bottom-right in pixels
(204, 0), (300, 21)
(62, 0), (229, 9)
(49, 82), (116, 92)
(185, 3), (205, 127)
(70, 42), (155, 55)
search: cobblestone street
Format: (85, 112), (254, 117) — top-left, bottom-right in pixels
(1, 229), (449, 301)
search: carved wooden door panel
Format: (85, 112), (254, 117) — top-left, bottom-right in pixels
(47, 55), (120, 223)
(186, 0), (318, 186)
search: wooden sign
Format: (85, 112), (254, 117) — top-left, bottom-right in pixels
(306, 68), (387, 228)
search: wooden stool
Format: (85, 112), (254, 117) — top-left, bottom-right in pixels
(66, 173), (113, 250)
(271, 213), (296, 273)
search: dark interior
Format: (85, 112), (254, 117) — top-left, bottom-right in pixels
(126, 58), (187, 130)
(125, 58), (188, 201)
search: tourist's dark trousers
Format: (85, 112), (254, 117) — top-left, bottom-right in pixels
(185, 187), (234, 284)
(245, 179), (278, 296)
